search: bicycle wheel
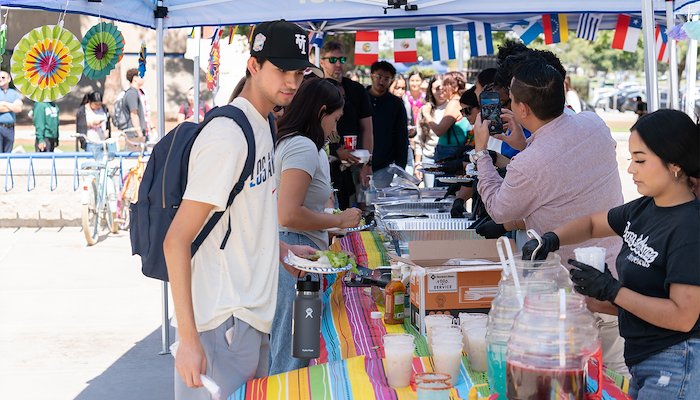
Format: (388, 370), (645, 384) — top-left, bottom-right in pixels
(82, 180), (100, 246)
(106, 174), (119, 234)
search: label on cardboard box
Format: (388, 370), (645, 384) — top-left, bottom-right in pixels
(427, 273), (457, 292)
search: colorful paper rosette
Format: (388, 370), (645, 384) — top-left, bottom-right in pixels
(138, 42), (146, 78)
(11, 25), (84, 102)
(81, 22), (124, 80)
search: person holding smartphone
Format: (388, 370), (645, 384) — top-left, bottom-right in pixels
(472, 56), (629, 376)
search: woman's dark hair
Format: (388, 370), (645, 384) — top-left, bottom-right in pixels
(424, 75), (442, 110)
(476, 68), (497, 88)
(228, 77), (247, 102)
(631, 109), (700, 179)
(510, 58), (564, 121)
(81, 91), (103, 105)
(407, 70), (423, 81)
(441, 71), (466, 95)
(460, 86), (479, 108)
(276, 77), (344, 151)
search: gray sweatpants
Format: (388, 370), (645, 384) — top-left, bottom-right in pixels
(174, 316), (269, 400)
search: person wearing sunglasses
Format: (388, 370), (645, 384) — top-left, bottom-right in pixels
(0, 70), (23, 153)
(319, 41), (373, 209)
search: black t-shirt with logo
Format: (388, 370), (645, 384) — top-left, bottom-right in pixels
(607, 196), (700, 366)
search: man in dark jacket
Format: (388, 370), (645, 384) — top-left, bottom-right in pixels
(366, 61), (408, 188)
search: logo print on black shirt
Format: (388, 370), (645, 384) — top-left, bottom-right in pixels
(622, 221), (659, 268)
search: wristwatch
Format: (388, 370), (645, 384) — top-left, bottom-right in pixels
(470, 150), (490, 163)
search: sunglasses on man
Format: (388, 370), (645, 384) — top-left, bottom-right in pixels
(322, 56), (347, 64)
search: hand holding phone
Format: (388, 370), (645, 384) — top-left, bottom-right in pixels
(479, 91), (503, 135)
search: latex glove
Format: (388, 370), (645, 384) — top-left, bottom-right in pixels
(450, 198), (466, 218)
(568, 259), (622, 303)
(521, 231), (560, 260)
(475, 220), (508, 239)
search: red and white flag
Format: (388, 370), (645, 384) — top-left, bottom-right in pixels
(612, 14), (642, 53)
(354, 31), (378, 66)
(655, 25), (669, 63)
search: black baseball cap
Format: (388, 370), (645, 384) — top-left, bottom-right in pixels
(250, 20), (323, 78)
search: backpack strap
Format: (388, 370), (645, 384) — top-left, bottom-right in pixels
(191, 105), (257, 255)
(267, 112), (276, 146)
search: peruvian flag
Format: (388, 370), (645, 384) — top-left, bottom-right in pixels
(655, 25), (669, 63)
(612, 14), (642, 52)
(394, 28), (417, 63)
(354, 31), (379, 66)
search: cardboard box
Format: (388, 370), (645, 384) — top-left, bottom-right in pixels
(393, 239), (513, 335)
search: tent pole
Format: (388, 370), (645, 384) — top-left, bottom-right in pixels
(194, 28), (201, 122)
(156, 0), (171, 356)
(666, 0), (679, 109)
(641, 0), (659, 112)
(685, 15), (698, 117)
(457, 31), (464, 72)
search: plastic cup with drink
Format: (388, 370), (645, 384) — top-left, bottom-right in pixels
(431, 340), (464, 385)
(383, 334), (415, 388)
(424, 314), (455, 354)
(344, 135), (357, 151)
(573, 246), (606, 272)
(466, 326), (488, 372)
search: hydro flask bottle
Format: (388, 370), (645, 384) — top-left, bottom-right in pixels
(291, 275), (321, 359)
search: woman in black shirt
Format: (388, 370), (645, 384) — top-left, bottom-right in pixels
(522, 109), (700, 399)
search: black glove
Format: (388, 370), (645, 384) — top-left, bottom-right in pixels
(475, 220), (508, 239)
(521, 231), (560, 260)
(568, 260), (622, 303)
(451, 198), (466, 218)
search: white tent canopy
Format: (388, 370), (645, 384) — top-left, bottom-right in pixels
(1, 0), (698, 30)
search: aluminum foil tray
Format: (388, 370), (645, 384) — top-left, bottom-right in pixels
(375, 200), (453, 214)
(383, 219), (478, 243)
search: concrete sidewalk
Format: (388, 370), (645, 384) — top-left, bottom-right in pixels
(0, 227), (175, 400)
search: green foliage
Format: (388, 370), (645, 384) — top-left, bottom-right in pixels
(570, 75), (590, 101)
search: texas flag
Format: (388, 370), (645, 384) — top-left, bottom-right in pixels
(612, 14), (642, 52)
(431, 24), (456, 61)
(394, 28), (417, 63)
(467, 21), (494, 57)
(655, 25), (669, 63)
(542, 13), (568, 44)
(512, 18), (543, 45)
(355, 31), (379, 66)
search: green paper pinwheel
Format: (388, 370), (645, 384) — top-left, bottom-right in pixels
(11, 25), (84, 102)
(82, 22), (124, 80)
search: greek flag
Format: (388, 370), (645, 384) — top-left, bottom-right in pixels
(576, 13), (602, 41)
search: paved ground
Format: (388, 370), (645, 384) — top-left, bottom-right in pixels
(0, 227), (175, 400)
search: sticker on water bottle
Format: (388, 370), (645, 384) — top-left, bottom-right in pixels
(428, 273), (457, 293)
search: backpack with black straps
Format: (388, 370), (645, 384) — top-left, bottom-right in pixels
(112, 88), (134, 131)
(129, 105), (275, 281)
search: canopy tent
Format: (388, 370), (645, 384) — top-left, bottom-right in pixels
(2, 0), (697, 353)
(2, 0), (699, 30)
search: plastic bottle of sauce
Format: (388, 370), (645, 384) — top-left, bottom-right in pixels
(384, 266), (405, 324)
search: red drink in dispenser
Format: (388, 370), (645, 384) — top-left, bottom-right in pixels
(506, 363), (585, 399)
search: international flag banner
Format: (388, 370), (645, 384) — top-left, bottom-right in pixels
(309, 31), (325, 49)
(202, 26), (217, 40)
(512, 19), (543, 45)
(576, 13), (602, 41)
(354, 31), (378, 66)
(612, 14), (643, 52)
(542, 13), (569, 44)
(430, 24), (456, 61)
(228, 26), (236, 45)
(393, 28), (417, 63)
(467, 21), (494, 57)
(655, 25), (669, 62)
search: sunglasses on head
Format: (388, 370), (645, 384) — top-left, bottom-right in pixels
(322, 56), (347, 64)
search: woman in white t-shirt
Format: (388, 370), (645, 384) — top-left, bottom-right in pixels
(270, 78), (362, 375)
(76, 92), (110, 148)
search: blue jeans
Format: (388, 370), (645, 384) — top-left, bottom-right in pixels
(0, 125), (14, 153)
(628, 338), (700, 399)
(269, 231), (320, 375)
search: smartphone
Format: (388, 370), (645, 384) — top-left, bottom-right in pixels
(479, 91), (503, 135)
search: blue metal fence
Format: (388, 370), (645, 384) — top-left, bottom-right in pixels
(2, 151), (148, 192)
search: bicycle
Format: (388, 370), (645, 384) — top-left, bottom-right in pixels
(114, 131), (149, 230)
(77, 135), (121, 245)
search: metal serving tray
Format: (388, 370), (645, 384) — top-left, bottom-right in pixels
(383, 219), (478, 243)
(374, 200), (453, 215)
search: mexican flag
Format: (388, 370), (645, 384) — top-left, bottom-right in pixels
(355, 31), (379, 66)
(394, 28), (417, 63)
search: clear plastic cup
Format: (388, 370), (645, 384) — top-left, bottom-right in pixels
(416, 380), (452, 400)
(383, 333), (415, 345)
(384, 341), (415, 387)
(466, 326), (488, 372)
(414, 372), (451, 385)
(574, 246), (606, 272)
(458, 313), (489, 329)
(431, 341), (464, 385)
(424, 314), (455, 353)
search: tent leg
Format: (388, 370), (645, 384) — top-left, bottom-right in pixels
(666, 0), (679, 109)
(160, 281), (171, 355)
(194, 26), (201, 121)
(685, 15), (698, 117)
(641, 0), (659, 112)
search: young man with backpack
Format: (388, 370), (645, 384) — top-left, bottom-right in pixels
(113, 68), (146, 138)
(162, 20), (322, 399)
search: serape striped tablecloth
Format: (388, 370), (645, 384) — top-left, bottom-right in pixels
(230, 231), (630, 399)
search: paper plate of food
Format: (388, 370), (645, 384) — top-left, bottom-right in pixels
(284, 250), (357, 274)
(323, 209), (373, 234)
